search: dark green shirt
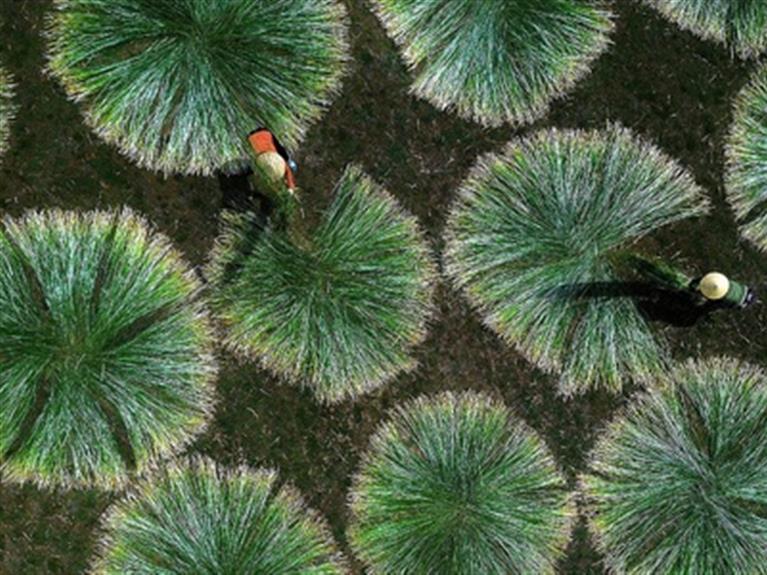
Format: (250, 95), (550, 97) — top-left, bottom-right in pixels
(723, 280), (749, 307)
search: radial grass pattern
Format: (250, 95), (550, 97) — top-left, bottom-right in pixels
(642, 0), (767, 58)
(582, 358), (767, 574)
(0, 66), (14, 158)
(348, 392), (573, 574)
(726, 63), (767, 252)
(92, 457), (347, 574)
(47, 0), (349, 175)
(206, 165), (435, 403)
(0, 209), (216, 489)
(445, 127), (708, 395)
(371, 0), (614, 127)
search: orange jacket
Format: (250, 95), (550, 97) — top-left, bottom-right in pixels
(248, 129), (296, 189)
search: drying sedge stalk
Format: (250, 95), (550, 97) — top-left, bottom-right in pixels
(0, 66), (15, 158)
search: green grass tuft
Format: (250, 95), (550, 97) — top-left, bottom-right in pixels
(643, 0), (767, 58)
(445, 126), (708, 395)
(206, 165), (435, 403)
(582, 358), (767, 574)
(348, 392), (574, 574)
(46, 0), (349, 175)
(726, 63), (767, 252)
(0, 66), (14, 158)
(371, 0), (614, 127)
(92, 457), (347, 574)
(0, 209), (216, 489)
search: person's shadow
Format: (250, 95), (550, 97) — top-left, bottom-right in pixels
(214, 168), (277, 285)
(218, 167), (257, 210)
(549, 281), (718, 328)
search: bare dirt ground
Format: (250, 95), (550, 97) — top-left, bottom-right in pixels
(1, 1), (766, 573)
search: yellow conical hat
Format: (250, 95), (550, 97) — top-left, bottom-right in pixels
(256, 151), (286, 182)
(699, 272), (730, 300)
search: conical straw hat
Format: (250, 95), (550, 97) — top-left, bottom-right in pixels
(256, 151), (287, 182)
(699, 272), (730, 300)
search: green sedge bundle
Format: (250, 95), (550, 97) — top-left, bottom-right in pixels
(727, 63), (767, 252)
(92, 458), (346, 574)
(0, 209), (216, 488)
(372, 0), (614, 126)
(583, 358), (767, 573)
(643, 0), (767, 58)
(349, 392), (574, 574)
(445, 127), (708, 395)
(47, 0), (349, 175)
(206, 165), (435, 403)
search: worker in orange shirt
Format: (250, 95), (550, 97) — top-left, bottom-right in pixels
(246, 127), (310, 246)
(247, 127), (297, 193)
